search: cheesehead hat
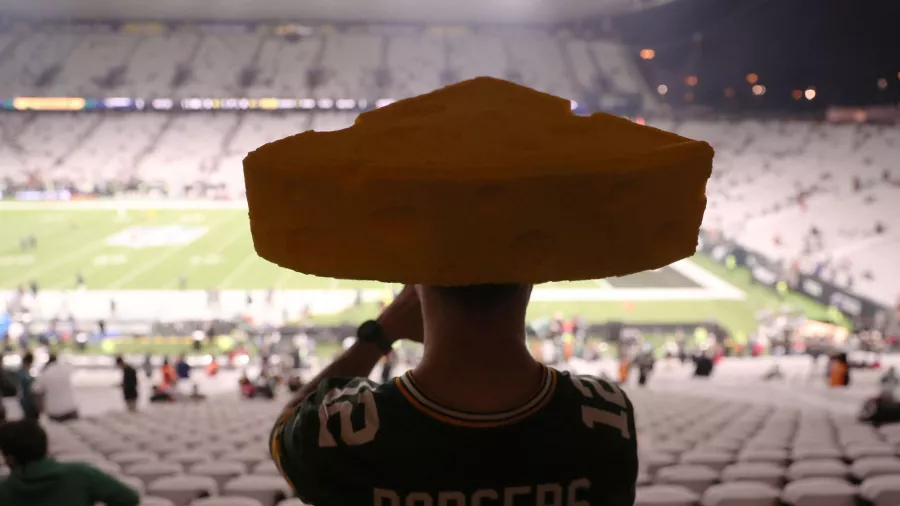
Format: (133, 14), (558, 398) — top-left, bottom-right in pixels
(243, 77), (713, 285)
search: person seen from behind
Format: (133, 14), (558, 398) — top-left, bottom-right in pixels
(160, 357), (176, 388)
(829, 352), (851, 387)
(269, 285), (637, 506)
(115, 355), (139, 412)
(0, 420), (139, 506)
(33, 353), (79, 423)
(15, 353), (39, 422)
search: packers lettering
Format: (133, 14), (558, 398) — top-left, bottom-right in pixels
(374, 479), (590, 506)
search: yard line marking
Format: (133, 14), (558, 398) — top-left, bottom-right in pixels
(107, 214), (238, 290)
(219, 253), (258, 289)
(0, 240), (108, 287)
(159, 223), (249, 289)
(273, 266), (295, 289)
(669, 259), (744, 296)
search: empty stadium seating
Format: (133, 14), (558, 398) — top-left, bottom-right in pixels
(1, 356), (899, 506)
(0, 26), (897, 306)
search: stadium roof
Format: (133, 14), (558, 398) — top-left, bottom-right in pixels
(0, 0), (674, 24)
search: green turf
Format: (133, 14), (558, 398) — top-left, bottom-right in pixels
(1, 207), (836, 338)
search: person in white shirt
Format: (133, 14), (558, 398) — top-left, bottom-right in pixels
(33, 354), (79, 422)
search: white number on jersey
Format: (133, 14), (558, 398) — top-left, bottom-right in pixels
(570, 375), (631, 439)
(318, 383), (380, 447)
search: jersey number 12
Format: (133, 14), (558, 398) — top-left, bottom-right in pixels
(571, 375), (631, 439)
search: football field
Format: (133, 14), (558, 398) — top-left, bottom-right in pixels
(0, 203), (829, 336)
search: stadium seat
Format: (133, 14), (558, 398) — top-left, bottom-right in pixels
(849, 457), (900, 481)
(141, 498), (177, 506)
(680, 450), (735, 472)
(276, 500), (309, 506)
(701, 482), (781, 506)
(111, 451), (160, 466)
(720, 463), (785, 488)
(635, 484), (700, 506)
(166, 450), (214, 466)
(858, 475), (900, 506)
(190, 461), (248, 490)
(251, 460), (281, 477)
(656, 464), (720, 495)
(126, 461), (185, 487)
(644, 452), (678, 475)
(736, 448), (788, 465)
(223, 476), (293, 506)
(190, 498), (265, 506)
(781, 478), (858, 506)
(148, 475), (218, 506)
(119, 475), (147, 496)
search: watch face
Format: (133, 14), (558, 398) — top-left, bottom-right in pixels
(358, 320), (379, 340)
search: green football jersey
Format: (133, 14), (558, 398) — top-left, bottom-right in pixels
(270, 366), (637, 506)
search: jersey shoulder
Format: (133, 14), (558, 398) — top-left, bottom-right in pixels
(269, 376), (390, 503)
(553, 370), (636, 441)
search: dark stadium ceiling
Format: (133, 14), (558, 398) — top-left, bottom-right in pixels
(0, 0), (674, 24)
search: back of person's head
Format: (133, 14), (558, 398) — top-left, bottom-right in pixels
(47, 353), (57, 364)
(22, 352), (34, 368)
(115, 355), (124, 367)
(421, 284), (531, 313)
(0, 420), (48, 467)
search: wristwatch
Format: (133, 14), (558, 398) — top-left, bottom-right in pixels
(356, 320), (394, 354)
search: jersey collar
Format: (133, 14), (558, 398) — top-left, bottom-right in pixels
(395, 365), (557, 428)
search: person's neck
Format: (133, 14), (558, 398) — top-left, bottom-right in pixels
(411, 316), (543, 414)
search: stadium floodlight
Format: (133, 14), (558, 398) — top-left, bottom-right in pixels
(570, 100), (578, 111)
(805, 89), (816, 100)
(639, 48), (655, 60)
(375, 98), (396, 108)
(877, 78), (888, 90)
(299, 99), (316, 109)
(317, 98), (334, 109)
(657, 85), (668, 95)
(335, 99), (356, 110)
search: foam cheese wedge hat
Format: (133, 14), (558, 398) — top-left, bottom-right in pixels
(243, 77), (714, 285)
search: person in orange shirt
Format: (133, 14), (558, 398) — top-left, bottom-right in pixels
(206, 357), (219, 377)
(829, 353), (850, 388)
(618, 356), (632, 384)
(161, 357), (177, 388)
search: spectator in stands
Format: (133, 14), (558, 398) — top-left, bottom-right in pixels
(270, 285), (637, 505)
(142, 353), (153, 379)
(828, 352), (851, 387)
(15, 353), (39, 422)
(115, 356), (138, 412)
(33, 354), (78, 423)
(175, 354), (190, 383)
(160, 357), (176, 388)
(0, 355), (16, 423)
(205, 356), (219, 377)
(694, 351), (715, 377)
(0, 420), (140, 506)
(635, 349), (655, 386)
